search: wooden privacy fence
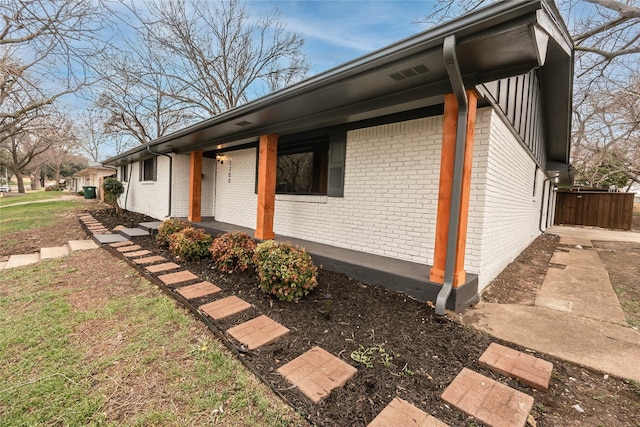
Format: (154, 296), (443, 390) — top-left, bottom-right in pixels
(554, 191), (635, 230)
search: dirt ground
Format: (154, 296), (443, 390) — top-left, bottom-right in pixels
(85, 209), (640, 427)
(0, 198), (108, 257)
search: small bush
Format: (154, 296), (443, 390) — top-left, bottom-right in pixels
(103, 177), (124, 203)
(253, 240), (318, 302)
(169, 227), (213, 261)
(157, 218), (189, 247)
(210, 231), (257, 273)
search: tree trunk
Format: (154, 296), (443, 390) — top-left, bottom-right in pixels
(15, 173), (25, 193)
(30, 169), (41, 190)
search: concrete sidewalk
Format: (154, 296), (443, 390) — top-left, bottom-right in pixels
(463, 225), (640, 382)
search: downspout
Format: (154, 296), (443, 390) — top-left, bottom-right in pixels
(546, 181), (554, 228)
(538, 178), (550, 233)
(147, 146), (173, 217)
(123, 163), (133, 211)
(435, 35), (468, 316)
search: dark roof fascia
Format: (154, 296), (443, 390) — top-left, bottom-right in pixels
(104, 0), (551, 165)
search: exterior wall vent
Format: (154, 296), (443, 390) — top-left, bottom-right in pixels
(389, 64), (430, 81)
(236, 120), (252, 127)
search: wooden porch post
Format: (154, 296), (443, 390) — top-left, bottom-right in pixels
(189, 150), (203, 222)
(429, 90), (478, 287)
(255, 134), (278, 240)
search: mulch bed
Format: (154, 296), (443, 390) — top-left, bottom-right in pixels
(90, 209), (640, 427)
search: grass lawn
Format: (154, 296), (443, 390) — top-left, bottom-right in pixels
(0, 252), (304, 426)
(0, 200), (84, 236)
(0, 190), (67, 206)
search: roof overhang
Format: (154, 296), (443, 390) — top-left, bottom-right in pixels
(105, 0), (572, 172)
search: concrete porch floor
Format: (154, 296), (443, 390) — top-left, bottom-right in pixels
(191, 219), (479, 311)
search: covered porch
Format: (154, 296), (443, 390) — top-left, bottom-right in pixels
(191, 218), (479, 312)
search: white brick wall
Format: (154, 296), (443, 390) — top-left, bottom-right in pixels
(171, 154), (190, 218)
(118, 156), (171, 219)
(213, 148), (257, 228)
(272, 116), (444, 264)
(468, 108), (549, 289)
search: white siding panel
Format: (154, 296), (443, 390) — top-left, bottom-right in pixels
(214, 148), (257, 229)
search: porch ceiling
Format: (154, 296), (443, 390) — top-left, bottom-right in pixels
(105, 0), (572, 169)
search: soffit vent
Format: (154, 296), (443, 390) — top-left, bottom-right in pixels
(236, 120), (252, 127)
(389, 64), (430, 81)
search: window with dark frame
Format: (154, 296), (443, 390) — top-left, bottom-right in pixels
(276, 137), (329, 195)
(140, 158), (156, 181)
(120, 164), (128, 182)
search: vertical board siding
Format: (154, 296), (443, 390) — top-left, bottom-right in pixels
(554, 192), (634, 230)
(483, 70), (546, 167)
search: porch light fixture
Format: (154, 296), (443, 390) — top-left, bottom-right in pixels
(216, 154), (225, 165)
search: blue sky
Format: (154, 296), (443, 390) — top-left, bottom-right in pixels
(246, 0), (434, 74)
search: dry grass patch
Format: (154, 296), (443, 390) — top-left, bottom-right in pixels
(0, 250), (304, 427)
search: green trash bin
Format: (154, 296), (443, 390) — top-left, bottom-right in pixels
(83, 186), (97, 199)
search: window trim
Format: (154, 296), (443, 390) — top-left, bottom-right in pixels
(120, 164), (129, 182)
(139, 157), (157, 182)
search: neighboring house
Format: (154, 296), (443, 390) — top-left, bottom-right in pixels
(72, 163), (116, 200)
(104, 0), (573, 313)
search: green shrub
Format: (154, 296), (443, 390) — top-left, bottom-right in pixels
(253, 240), (318, 302)
(169, 227), (213, 261)
(210, 231), (257, 273)
(102, 177), (124, 203)
(156, 218), (189, 247)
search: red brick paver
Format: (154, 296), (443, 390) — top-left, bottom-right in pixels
(176, 281), (221, 299)
(146, 262), (180, 273)
(368, 397), (449, 427)
(277, 346), (357, 403)
(441, 368), (533, 427)
(200, 296), (251, 320)
(479, 343), (553, 391)
(122, 250), (152, 258)
(227, 315), (289, 350)
(110, 241), (133, 248)
(116, 245), (142, 253)
(158, 270), (198, 285)
(133, 255), (166, 265)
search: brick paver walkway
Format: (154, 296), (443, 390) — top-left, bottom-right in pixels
(116, 245), (142, 252)
(146, 262), (180, 273)
(441, 368), (534, 427)
(227, 315), (290, 350)
(133, 255), (166, 265)
(123, 250), (151, 258)
(368, 397), (449, 427)
(110, 241), (133, 248)
(200, 296), (251, 320)
(158, 270), (198, 285)
(479, 343), (553, 391)
(176, 281), (221, 299)
(277, 346), (357, 403)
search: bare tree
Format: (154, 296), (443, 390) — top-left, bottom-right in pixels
(0, 0), (105, 190)
(95, 0), (309, 140)
(76, 108), (133, 161)
(0, 0), (103, 130)
(94, 40), (196, 144)
(572, 72), (640, 189)
(43, 116), (78, 186)
(1, 114), (55, 193)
